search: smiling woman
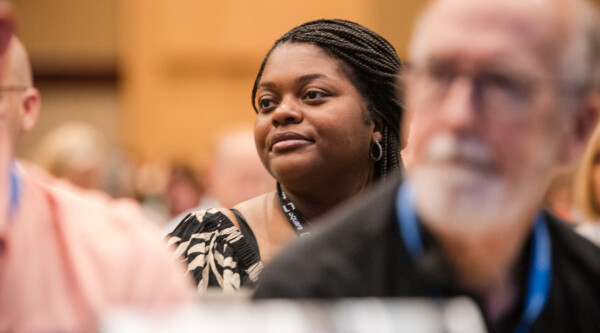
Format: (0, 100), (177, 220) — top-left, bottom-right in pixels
(167, 19), (403, 292)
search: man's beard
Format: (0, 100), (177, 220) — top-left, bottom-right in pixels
(409, 133), (555, 240)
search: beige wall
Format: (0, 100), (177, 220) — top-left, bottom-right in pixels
(12, 0), (119, 161)
(13, 0), (117, 73)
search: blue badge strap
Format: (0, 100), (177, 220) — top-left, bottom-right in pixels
(396, 182), (423, 257)
(8, 163), (20, 221)
(514, 212), (552, 333)
(395, 182), (551, 333)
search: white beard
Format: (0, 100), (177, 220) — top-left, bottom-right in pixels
(409, 133), (555, 240)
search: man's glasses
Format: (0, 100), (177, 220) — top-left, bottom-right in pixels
(0, 86), (27, 98)
(404, 62), (576, 121)
(0, 86), (27, 91)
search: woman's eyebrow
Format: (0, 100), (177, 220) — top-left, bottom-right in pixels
(295, 73), (325, 85)
(257, 74), (327, 91)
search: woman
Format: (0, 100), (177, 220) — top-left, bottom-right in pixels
(168, 19), (403, 292)
(574, 122), (600, 245)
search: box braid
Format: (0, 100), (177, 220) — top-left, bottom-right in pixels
(252, 19), (403, 180)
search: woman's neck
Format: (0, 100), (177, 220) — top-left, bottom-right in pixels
(279, 174), (371, 221)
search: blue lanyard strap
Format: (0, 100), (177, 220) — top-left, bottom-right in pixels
(8, 163), (20, 220)
(395, 182), (551, 333)
(514, 213), (552, 333)
(396, 182), (423, 257)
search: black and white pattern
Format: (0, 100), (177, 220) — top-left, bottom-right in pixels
(167, 208), (263, 292)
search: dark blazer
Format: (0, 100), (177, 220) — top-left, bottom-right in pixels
(254, 175), (600, 333)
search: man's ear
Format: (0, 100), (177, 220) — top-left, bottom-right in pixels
(20, 87), (40, 134)
(561, 93), (600, 164)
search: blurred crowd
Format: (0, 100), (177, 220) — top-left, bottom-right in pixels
(27, 121), (274, 230)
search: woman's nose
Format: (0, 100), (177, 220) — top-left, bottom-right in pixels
(271, 99), (303, 126)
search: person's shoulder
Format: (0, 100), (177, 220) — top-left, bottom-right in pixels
(546, 212), (600, 277)
(167, 206), (263, 291)
(22, 162), (149, 229)
(538, 212), (600, 331)
(20, 162), (195, 304)
(167, 207), (236, 243)
(254, 175), (403, 298)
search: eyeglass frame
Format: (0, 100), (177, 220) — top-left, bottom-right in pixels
(0, 86), (28, 92)
(401, 60), (589, 122)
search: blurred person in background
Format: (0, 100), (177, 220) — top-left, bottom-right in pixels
(163, 126), (274, 234)
(573, 121), (600, 244)
(0, 11), (193, 331)
(168, 19), (403, 292)
(255, 0), (600, 331)
(543, 165), (577, 222)
(33, 121), (137, 199)
(166, 162), (205, 218)
(33, 122), (109, 191)
(205, 126), (275, 209)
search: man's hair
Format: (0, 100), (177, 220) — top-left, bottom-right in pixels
(569, 0), (600, 95)
(251, 19), (403, 180)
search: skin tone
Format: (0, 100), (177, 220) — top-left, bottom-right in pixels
(224, 42), (379, 262)
(0, 35), (40, 231)
(404, 0), (597, 324)
(0, 2), (13, 232)
(0, 36), (39, 151)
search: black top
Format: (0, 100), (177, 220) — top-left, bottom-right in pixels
(253, 175), (600, 333)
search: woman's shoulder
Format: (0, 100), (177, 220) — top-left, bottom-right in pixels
(234, 191), (276, 209)
(166, 207), (264, 292)
(167, 207), (235, 241)
(232, 191), (277, 224)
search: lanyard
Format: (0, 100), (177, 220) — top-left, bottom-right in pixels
(276, 182), (310, 238)
(8, 162), (20, 221)
(396, 182), (551, 333)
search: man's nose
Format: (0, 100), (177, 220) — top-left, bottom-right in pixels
(439, 77), (479, 132)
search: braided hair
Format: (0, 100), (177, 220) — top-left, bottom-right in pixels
(251, 19), (403, 180)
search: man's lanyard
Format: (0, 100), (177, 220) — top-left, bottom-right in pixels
(276, 182), (310, 238)
(395, 182), (551, 333)
(8, 162), (20, 221)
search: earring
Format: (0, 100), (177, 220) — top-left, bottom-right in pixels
(370, 141), (383, 161)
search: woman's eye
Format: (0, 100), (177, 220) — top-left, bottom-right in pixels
(258, 98), (277, 110)
(304, 91), (325, 100)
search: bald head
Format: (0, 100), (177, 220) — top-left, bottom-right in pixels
(410, 0), (600, 94)
(208, 127), (274, 208)
(1, 36), (32, 87)
(0, 35), (39, 146)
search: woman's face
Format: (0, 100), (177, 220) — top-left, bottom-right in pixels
(254, 43), (376, 187)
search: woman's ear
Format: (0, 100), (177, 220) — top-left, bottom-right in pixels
(371, 116), (384, 140)
(372, 129), (382, 143)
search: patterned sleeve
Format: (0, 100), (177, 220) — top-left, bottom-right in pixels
(166, 208), (263, 293)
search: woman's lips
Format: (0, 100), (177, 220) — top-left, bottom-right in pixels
(270, 132), (313, 153)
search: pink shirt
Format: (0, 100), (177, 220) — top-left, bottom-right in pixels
(0, 163), (195, 332)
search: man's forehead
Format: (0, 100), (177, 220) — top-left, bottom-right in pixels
(411, 0), (572, 64)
